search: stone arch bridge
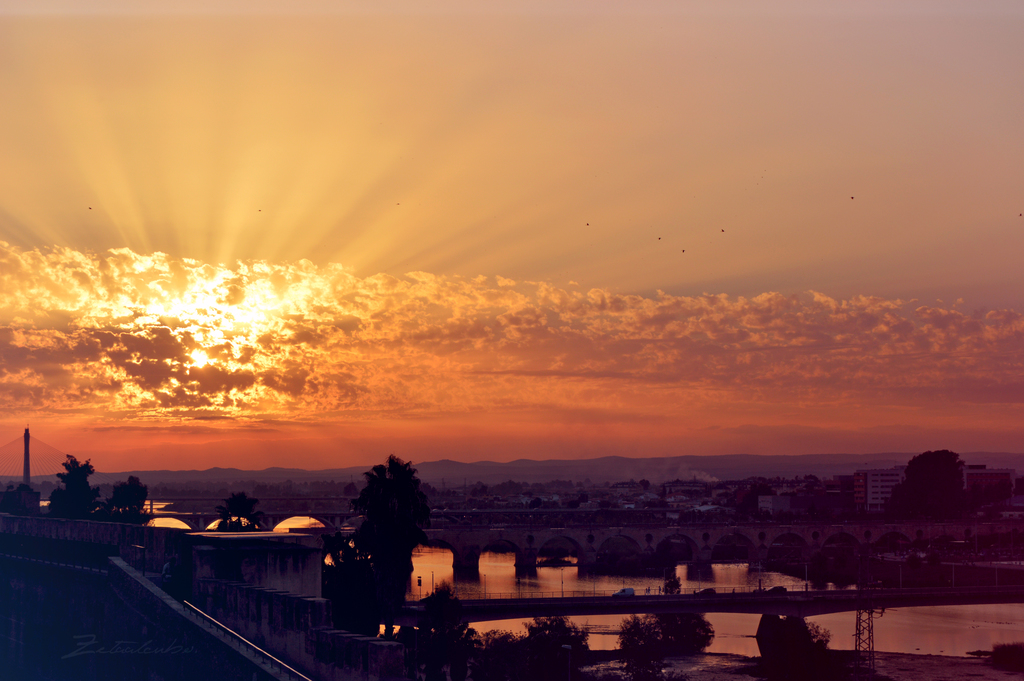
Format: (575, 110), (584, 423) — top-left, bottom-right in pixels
(424, 521), (1020, 570)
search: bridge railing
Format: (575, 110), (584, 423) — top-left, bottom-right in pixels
(429, 585), (854, 601)
(443, 583), (1024, 603)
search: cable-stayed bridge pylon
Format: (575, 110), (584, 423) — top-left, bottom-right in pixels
(0, 430), (120, 488)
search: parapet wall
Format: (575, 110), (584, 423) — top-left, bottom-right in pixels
(190, 535), (323, 597)
(0, 513), (184, 572)
(196, 578), (406, 681)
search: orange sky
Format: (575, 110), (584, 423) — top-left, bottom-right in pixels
(1, 1), (1022, 471)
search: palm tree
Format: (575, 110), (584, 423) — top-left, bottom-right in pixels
(214, 492), (264, 531)
(353, 455), (431, 638)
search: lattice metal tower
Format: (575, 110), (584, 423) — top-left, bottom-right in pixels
(853, 597), (875, 679)
(853, 540), (876, 680)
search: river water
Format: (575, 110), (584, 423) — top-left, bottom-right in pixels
(409, 548), (1024, 656)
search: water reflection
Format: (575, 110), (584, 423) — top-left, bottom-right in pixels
(409, 549), (816, 652)
(409, 548), (1024, 656)
(409, 549), (817, 600)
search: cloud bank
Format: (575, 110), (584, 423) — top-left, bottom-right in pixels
(2, 242), (1022, 436)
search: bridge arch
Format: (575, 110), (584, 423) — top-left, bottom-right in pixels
(874, 531), (912, 553)
(597, 534), (642, 556)
(766, 532), (809, 562)
(482, 538), (521, 555)
(421, 538), (460, 567)
(711, 532), (757, 562)
(537, 536), (583, 566)
(821, 531), (861, 553)
(412, 541), (458, 574)
(655, 533), (698, 563)
(595, 534), (643, 571)
(479, 539), (525, 568)
(148, 517), (196, 530)
(272, 515), (332, 532)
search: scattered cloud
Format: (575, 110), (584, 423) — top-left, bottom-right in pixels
(2, 241), (1024, 428)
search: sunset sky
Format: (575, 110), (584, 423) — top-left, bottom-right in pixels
(1, 1), (1023, 471)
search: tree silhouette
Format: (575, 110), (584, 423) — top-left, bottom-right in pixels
(418, 583), (478, 681)
(663, 572), (681, 595)
(352, 455), (431, 639)
(322, 531), (380, 635)
(473, 630), (529, 681)
(618, 614), (665, 681)
(657, 613), (714, 654)
(214, 491), (264, 531)
(470, 617), (587, 681)
(47, 455), (100, 519)
(523, 616), (589, 681)
(887, 450), (966, 520)
(97, 476), (152, 524)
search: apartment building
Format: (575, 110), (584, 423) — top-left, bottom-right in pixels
(853, 466), (907, 513)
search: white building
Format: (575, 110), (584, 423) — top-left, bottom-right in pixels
(854, 466), (906, 513)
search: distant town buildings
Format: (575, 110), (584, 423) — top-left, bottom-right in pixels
(854, 466), (907, 513)
(964, 464), (1015, 494)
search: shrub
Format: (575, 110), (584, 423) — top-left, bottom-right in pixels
(992, 642), (1024, 672)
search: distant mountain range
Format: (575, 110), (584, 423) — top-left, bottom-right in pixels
(99, 451), (1024, 487)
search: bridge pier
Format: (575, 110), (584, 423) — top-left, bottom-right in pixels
(516, 548), (538, 570)
(455, 549), (480, 572)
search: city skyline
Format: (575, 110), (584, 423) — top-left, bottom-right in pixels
(2, 0), (1023, 470)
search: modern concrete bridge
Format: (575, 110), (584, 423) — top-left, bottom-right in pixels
(396, 584), (1024, 626)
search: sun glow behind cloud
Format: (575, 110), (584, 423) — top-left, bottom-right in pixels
(2, 5), (1023, 309)
(2, 2), (1024, 467)
(3, 241), (1024, 467)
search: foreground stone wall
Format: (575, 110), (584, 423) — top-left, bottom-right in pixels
(0, 552), (286, 681)
(196, 578), (406, 681)
(0, 513), (184, 572)
(190, 534), (323, 597)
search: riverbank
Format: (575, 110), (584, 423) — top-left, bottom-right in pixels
(583, 651), (1012, 680)
(872, 652), (1012, 680)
